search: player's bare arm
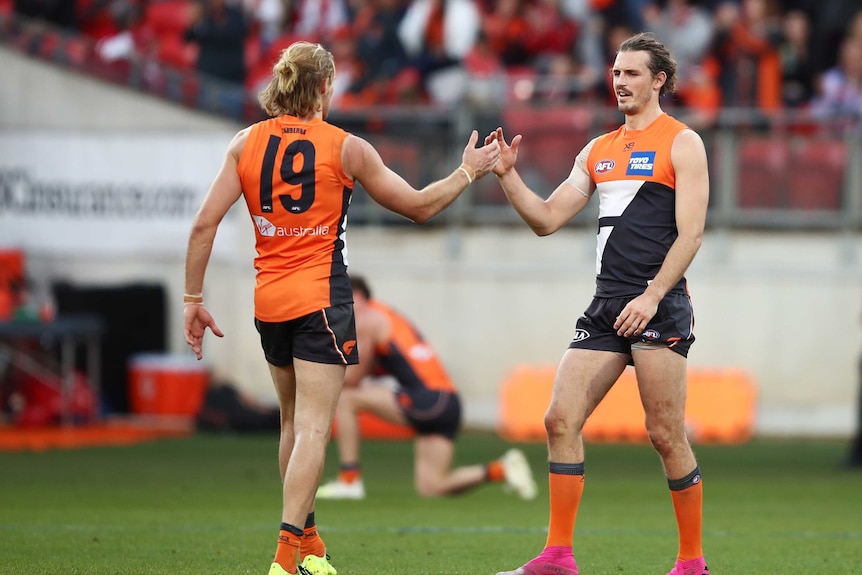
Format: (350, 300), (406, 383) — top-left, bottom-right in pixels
(342, 130), (499, 224)
(613, 128), (709, 337)
(183, 128), (248, 358)
(488, 128), (595, 236)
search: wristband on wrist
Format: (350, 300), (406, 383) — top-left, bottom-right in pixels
(457, 163), (475, 185)
(184, 292), (204, 304)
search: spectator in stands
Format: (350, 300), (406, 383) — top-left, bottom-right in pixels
(328, 25), (367, 106)
(348, 0), (410, 104)
(77, 0), (122, 41)
(710, 0), (783, 115)
(184, 0), (248, 85)
(847, 10), (862, 43)
(13, 0), (76, 28)
(289, 0), (350, 44)
(185, 0), (248, 118)
(247, 0), (289, 48)
(643, 0), (713, 82)
(316, 275), (538, 500)
(397, 0), (481, 105)
(523, 0), (579, 65)
(777, 9), (815, 108)
(463, 28), (508, 105)
(810, 36), (862, 127)
(482, 0), (531, 68)
(182, 40), (501, 575)
(643, 0), (719, 125)
(589, 0), (648, 36)
(809, 0), (858, 76)
(93, 1), (146, 77)
(521, 0), (593, 102)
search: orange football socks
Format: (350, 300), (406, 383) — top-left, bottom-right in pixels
(545, 462), (585, 548)
(486, 459), (505, 483)
(275, 523), (303, 573)
(668, 467), (704, 561)
(339, 464), (361, 484)
(300, 512), (327, 561)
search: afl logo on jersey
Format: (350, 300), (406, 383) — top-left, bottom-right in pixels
(594, 160), (615, 174)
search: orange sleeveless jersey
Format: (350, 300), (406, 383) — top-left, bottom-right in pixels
(585, 113), (690, 297)
(237, 116), (354, 322)
(368, 300), (456, 393)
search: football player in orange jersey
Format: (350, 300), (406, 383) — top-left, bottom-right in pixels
(316, 275), (537, 501)
(182, 41), (499, 575)
(487, 32), (710, 575)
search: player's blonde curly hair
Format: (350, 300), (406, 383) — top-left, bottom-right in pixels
(258, 41), (336, 118)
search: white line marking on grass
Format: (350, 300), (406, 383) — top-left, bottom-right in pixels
(3, 524), (861, 541)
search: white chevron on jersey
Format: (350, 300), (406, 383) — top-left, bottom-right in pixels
(595, 179), (644, 275)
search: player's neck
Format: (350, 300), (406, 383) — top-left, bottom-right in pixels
(623, 105), (664, 132)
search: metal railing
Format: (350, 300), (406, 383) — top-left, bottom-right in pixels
(3, 11), (861, 230)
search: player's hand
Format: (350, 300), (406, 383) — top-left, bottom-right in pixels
(461, 129), (500, 180)
(184, 303), (224, 360)
(613, 294), (659, 338)
(485, 127), (522, 177)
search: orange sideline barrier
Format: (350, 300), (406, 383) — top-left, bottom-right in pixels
(0, 418), (194, 452)
(497, 365), (757, 444)
(332, 412), (416, 440)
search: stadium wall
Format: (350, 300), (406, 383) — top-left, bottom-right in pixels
(2, 47), (860, 438)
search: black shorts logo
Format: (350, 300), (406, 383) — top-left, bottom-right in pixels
(642, 329), (660, 340)
(572, 329), (590, 342)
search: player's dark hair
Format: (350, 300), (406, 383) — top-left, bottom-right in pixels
(350, 275), (372, 299)
(619, 32), (677, 97)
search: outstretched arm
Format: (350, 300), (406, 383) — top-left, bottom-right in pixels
(486, 127), (594, 236)
(343, 130), (500, 224)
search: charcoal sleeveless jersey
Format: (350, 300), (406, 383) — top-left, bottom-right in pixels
(586, 113), (689, 298)
(368, 300), (456, 393)
(237, 116), (354, 322)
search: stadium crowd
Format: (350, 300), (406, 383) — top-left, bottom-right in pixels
(7, 0), (862, 125)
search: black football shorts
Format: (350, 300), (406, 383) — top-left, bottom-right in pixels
(568, 293), (695, 359)
(255, 302), (359, 366)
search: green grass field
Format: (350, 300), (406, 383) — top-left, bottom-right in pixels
(1, 432), (860, 575)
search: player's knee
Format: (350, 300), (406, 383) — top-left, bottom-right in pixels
(295, 420), (332, 445)
(646, 424), (684, 457)
(544, 407), (581, 439)
(415, 478), (444, 497)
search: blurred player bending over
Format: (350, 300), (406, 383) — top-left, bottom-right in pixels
(316, 275), (537, 500)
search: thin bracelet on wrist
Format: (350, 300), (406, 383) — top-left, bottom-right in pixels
(457, 164), (474, 185)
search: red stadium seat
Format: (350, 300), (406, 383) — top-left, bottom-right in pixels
(157, 34), (196, 69)
(143, 0), (192, 37)
(736, 137), (790, 209)
(0, 0), (12, 16)
(786, 139), (845, 210)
